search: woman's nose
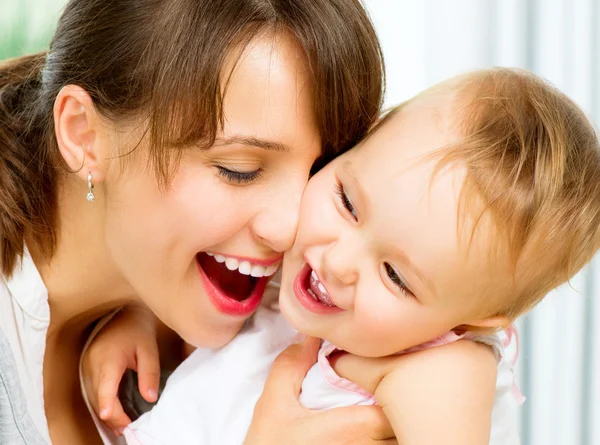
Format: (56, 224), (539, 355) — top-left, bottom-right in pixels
(251, 182), (304, 253)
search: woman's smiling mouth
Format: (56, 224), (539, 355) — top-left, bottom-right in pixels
(197, 252), (281, 316)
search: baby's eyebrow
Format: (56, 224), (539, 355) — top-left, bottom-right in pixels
(342, 160), (370, 216)
(342, 160), (359, 182)
(343, 158), (434, 295)
(215, 135), (290, 152)
(397, 249), (434, 296)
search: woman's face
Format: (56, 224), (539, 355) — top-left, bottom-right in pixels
(102, 33), (321, 348)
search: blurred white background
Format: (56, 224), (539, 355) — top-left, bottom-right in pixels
(2, 1), (599, 444)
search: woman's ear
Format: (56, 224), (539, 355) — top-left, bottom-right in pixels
(53, 84), (108, 185)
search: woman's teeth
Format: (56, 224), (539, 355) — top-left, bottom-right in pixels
(206, 252), (279, 278)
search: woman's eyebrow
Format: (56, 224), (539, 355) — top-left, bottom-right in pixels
(215, 136), (290, 152)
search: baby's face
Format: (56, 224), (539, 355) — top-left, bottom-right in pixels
(279, 93), (511, 357)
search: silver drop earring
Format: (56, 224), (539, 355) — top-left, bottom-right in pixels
(86, 172), (95, 202)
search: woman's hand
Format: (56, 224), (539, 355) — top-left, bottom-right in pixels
(81, 304), (162, 434)
(245, 337), (397, 444)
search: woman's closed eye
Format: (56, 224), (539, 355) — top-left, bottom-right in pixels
(384, 262), (414, 299)
(216, 166), (262, 184)
(335, 180), (357, 220)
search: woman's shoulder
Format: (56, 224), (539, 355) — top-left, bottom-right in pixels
(0, 249), (50, 366)
(0, 326), (51, 444)
(1, 248), (49, 320)
(0, 249), (52, 443)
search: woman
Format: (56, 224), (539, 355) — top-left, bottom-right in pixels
(0, 0), (388, 443)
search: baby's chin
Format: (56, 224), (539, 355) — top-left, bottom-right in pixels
(277, 293), (331, 345)
(277, 287), (314, 333)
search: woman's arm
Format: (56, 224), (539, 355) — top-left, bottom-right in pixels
(332, 340), (497, 445)
(85, 324), (398, 443)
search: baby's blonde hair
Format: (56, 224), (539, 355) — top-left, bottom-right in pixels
(438, 68), (600, 319)
(376, 68), (600, 320)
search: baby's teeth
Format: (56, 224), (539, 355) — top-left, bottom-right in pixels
(214, 254), (226, 263)
(225, 258), (240, 271)
(317, 282), (327, 294)
(238, 261), (252, 275)
(206, 252), (214, 257)
(307, 288), (318, 300)
(311, 270), (318, 281)
(250, 265), (266, 277)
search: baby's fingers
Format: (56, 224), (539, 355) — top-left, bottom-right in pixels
(103, 399), (132, 436)
(96, 360), (132, 430)
(136, 342), (160, 403)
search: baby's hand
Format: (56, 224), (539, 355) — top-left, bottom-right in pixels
(82, 304), (161, 435)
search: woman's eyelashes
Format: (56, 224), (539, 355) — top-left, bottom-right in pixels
(216, 166), (262, 184)
(335, 180), (357, 220)
(384, 262), (414, 298)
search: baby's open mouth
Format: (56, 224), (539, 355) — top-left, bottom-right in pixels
(307, 269), (336, 307)
(196, 252), (280, 303)
(292, 264), (344, 315)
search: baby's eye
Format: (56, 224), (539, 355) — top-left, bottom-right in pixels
(335, 180), (357, 220)
(384, 263), (414, 298)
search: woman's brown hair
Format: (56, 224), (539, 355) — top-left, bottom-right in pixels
(0, 0), (385, 276)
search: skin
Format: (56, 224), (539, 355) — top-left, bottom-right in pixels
(35, 31), (322, 445)
(85, 85), (507, 445)
(331, 339), (498, 445)
(279, 90), (510, 358)
(273, 90), (511, 443)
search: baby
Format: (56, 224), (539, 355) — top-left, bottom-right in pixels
(86, 68), (600, 445)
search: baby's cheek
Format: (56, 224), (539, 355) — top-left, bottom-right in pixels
(354, 299), (437, 354)
(355, 302), (407, 339)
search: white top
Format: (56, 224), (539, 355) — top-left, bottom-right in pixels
(0, 254), (520, 445)
(123, 295), (521, 445)
(0, 250), (52, 444)
(0, 250), (123, 445)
